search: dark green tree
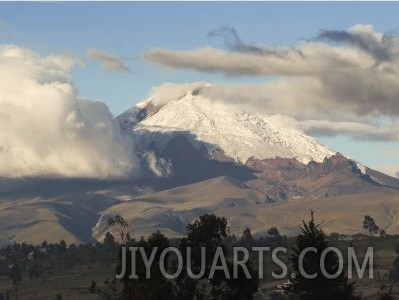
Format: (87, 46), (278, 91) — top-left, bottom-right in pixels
(185, 213), (229, 267)
(239, 227), (256, 250)
(209, 259), (259, 300)
(268, 227), (283, 249)
(118, 232), (174, 300)
(286, 211), (361, 300)
(177, 214), (229, 285)
(9, 264), (22, 287)
(177, 213), (258, 300)
(363, 215), (380, 238)
(103, 232), (117, 251)
(268, 227), (280, 237)
(58, 239), (67, 255)
(175, 214), (230, 299)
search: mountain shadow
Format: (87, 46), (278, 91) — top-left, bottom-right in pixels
(134, 130), (259, 190)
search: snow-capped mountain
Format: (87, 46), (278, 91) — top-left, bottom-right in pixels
(1, 84), (399, 246)
(116, 84), (399, 202)
(118, 85), (335, 166)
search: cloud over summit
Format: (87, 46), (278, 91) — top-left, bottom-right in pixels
(86, 48), (130, 73)
(0, 44), (136, 179)
(142, 25), (399, 142)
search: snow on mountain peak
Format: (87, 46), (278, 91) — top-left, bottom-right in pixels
(120, 84), (336, 164)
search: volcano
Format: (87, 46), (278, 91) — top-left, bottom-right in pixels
(1, 84), (399, 245)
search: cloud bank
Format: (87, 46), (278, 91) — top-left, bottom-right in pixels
(146, 81), (399, 143)
(86, 48), (130, 73)
(374, 165), (399, 178)
(0, 44), (136, 178)
(142, 24), (399, 142)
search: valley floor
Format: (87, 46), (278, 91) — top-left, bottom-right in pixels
(1, 236), (399, 299)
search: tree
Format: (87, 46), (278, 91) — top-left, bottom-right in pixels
(268, 227), (280, 237)
(108, 215), (131, 244)
(179, 214), (229, 278)
(268, 227), (283, 249)
(239, 227), (256, 249)
(286, 211), (361, 300)
(103, 232), (117, 251)
(58, 239), (67, 255)
(363, 215), (380, 238)
(209, 259), (259, 300)
(9, 264), (22, 287)
(178, 213), (258, 300)
(175, 214), (230, 299)
(118, 232), (174, 300)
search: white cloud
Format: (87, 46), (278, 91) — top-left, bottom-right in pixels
(143, 25), (399, 116)
(375, 165), (399, 178)
(142, 25), (399, 142)
(147, 82), (399, 142)
(0, 44), (137, 179)
(148, 82), (210, 106)
(86, 48), (130, 73)
(142, 151), (172, 177)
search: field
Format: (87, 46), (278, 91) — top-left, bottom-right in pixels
(1, 235), (399, 300)
(0, 263), (117, 300)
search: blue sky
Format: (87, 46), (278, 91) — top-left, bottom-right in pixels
(0, 2), (399, 176)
